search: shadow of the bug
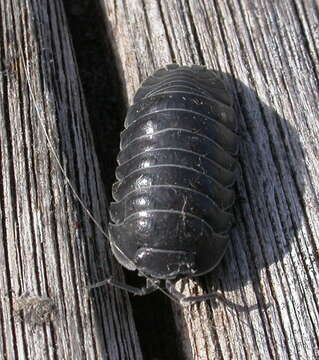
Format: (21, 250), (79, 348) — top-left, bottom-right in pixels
(188, 73), (305, 311)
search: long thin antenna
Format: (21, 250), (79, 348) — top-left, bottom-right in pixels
(18, 40), (109, 240)
(18, 37), (183, 305)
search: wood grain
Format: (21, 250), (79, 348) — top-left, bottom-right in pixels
(102, 0), (319, 359)
(0, 0), (142, 359)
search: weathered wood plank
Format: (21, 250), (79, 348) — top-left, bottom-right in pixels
(0, 0), (142, 359)
(102, 0), (319, 359)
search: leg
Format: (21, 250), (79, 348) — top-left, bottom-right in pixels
(165, 280), (221, 305)
(88, 276), (159, 296)
(165, 280), (266, 311)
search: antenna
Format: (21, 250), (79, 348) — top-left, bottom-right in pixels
(18, 39), (109, 241)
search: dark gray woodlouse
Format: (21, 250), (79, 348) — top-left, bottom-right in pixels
(104, 64), (239, 303)
(19, 35), (239, 304)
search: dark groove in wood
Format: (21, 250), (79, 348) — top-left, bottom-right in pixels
(184, 0), (205, 65)
(158, 0), (175, 62)
(0, 0), (142, 358)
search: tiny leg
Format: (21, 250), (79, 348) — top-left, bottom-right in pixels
(89, 277), (159, 296)
(165, 280), (221, 305)
(165, 280), (267, 311)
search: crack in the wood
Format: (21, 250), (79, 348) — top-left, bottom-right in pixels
(0, 6), (16, 360)
(140, 0), (156, 69)
(184, 0), (205, 65)
(158, 0), (175, 62)
(291, 0), (319, 85)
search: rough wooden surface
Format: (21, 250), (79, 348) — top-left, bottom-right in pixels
(102, 0), (319, 359)
(0, 0), (142, 359)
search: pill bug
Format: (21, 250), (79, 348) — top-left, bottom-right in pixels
(20, 41), (238, 303)
(106, 64), (239, 303)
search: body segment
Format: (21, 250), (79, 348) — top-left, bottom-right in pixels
(109, 64), (239, 281)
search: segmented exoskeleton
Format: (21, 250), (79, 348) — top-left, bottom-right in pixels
(107, 64), (239, 302)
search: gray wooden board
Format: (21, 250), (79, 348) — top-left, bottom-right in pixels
(0, 0), (142, 359)
(102, 0), (319, 359)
